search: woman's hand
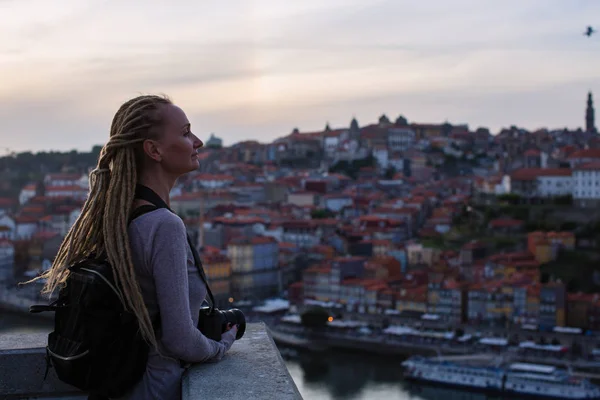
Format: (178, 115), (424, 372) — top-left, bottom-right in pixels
(225, 323), (238, 334)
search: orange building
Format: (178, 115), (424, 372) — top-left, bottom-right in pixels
(527, 231), (575, 264)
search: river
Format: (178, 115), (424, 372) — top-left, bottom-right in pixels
(0, 310), (523, 400)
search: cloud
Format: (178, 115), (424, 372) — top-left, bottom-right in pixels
(1, 0), (600, 152)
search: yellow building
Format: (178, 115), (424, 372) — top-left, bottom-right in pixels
(395, 286), (428, 313)
(371, 240), (391, 258)
(203, 251), (232, 306)
(406, 243), (441, 267)
(528, 231), (575, 264)
(411, 123), (444, 139)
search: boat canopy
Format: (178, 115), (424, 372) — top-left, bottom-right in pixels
(509, 363), (556, 374)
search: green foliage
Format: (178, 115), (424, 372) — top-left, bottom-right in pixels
(497, 193), (522, 204)
(553, 195), (573, 206)
(300, 306), (330, 328)
(492, 236), (521, 250)
(540, 250), (600, 293)
(421, 236), (447, 249)
(311, 209), (335, 219)
(328, 155), (375, 179)
(0, 146), (102, 197)
(498, 205), (530, 220)
(384, 166), (396, 180)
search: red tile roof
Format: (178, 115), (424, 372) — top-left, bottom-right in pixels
(489, 218), (524, 228)
(510, 168), (572, 181)
(575, 161), (600, 171)
(567, 148), (600, 159)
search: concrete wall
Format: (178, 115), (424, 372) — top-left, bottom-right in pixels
(0, 322), (302, 400)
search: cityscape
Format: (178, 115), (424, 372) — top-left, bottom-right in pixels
(3, 2), (600, 398)
(2, 92), (600, 398)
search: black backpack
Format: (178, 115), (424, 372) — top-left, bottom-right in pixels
(30, 184), (213, 398)
(30, 204), (160, 398)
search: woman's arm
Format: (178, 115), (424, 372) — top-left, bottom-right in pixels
(136, 211), (235, 362)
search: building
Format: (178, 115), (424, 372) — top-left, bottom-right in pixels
(387, 127), (416, 152)
(205, 133), (223, 149)
(227, 236), (280, 300)
(573, 161), (600, 208)
(0, 239), (15, 282)
(427, 279), (467, 324)
(302, 263), (331, 303)
(586, 92), (597, 133)
(202, 250), (232, 307)
(509, 168), (573, 198)
(538, 282), (566, 330)
(281, 221), (320, 248)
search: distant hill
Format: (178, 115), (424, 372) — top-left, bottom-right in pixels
(0, 145), (102, 197)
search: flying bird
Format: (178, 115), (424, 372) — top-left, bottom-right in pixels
(584, 26), (595, 37)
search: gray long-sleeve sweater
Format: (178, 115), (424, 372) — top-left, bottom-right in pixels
(117, 208), (236, 400)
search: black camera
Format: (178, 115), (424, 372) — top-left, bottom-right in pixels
(198, 307), (246, 342)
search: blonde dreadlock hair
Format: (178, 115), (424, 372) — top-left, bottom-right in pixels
(29, 94), (173, 350)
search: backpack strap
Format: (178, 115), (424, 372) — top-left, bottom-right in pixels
(31, 206), (159, 315)
(129, 204), (159, 223)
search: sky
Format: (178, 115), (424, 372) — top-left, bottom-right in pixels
(0, 0), (599, 153)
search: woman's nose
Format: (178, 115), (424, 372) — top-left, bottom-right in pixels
(194, 136), (204, 149)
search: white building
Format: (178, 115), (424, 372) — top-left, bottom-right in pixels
(0, 239), (15, 282)
(19, 183), (37, 205)
(509, 168), (573, 198)
(536, 173), (573, 197)
(372, 145), (389, 169)
(387, 128), (416, 152)
(45, 185), (88, 200)
(44, 173), (85, 187)
(15, 217), (37, 239)
(322, 195), (353, 213)
(68, 208), (81, 229)
(573, 161), (600, 208)
(323, 131), (343, 157)
(388, 156), (404, 172)
(0, 214), (16, 240)
(191, 173), (234, 190)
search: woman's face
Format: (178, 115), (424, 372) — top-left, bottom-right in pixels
(152, 104), (203, 176)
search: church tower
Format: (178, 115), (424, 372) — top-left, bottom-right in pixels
(586, 92), (597, 133)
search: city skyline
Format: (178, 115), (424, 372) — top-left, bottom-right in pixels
(1, 0), (599, 152)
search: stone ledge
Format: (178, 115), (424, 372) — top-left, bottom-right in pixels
(0, 323), (302, 400)
(182, 322), (302, 400)
(0, 332), (84, 399)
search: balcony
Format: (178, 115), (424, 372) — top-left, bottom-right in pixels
(0, 322), (302, 399)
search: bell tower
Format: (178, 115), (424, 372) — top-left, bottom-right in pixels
(586, 92), (597, 133)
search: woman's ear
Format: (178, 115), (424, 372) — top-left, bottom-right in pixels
(143, 139), (162, 162)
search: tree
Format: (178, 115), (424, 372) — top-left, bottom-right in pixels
(384, 166), (396, 180)
(497, 193), (522, 204)
(311, 209), (335, 219)
(300, 306), (330, 328)
(571, 341), (583, 356)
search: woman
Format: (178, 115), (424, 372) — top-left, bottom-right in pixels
(37, 95), (237, 400)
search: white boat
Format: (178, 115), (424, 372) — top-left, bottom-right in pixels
(504, 362), (600, 399)
(401, 356), (504, 392)
(402, 356), (600, 399)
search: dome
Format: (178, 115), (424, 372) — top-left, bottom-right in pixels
(206, 133), (223, 148)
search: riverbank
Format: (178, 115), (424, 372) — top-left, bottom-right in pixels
(269, 327), (465, 357)
(268, 324), (600, 373)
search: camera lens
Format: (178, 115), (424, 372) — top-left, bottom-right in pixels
(221, 308), (246, 340)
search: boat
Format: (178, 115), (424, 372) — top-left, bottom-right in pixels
(401, 356), (504, 392)
(402, 356), (600, 399)
(504, 362), (600, 399)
